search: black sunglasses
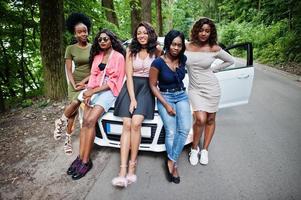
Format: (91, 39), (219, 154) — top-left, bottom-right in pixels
(98, 37), (110, 43)
(98, 63), (106, 71)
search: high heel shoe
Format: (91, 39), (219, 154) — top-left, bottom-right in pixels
(112, 165), (128, 188)
(126, 160), (137, 184)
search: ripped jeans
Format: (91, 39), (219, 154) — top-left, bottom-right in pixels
(157, 90), (192, 162)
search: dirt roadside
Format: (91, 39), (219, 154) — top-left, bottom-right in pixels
(0, 100), (113, 200)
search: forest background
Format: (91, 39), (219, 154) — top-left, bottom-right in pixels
(1, 0), (300, 112)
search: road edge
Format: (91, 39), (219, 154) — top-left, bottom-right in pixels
(254, 62), (301, 82)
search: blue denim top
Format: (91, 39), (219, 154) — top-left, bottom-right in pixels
(151, 56), (186, 90)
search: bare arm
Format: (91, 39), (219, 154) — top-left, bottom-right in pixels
(75, 75), (90, 90)
(211, 46), (234, 72)
(125, 48), (137, 113)
(82, 84), (110, 106)
(149, 67), (176, 116)
(65, 58), (76, 89)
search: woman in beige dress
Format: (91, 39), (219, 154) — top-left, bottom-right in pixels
(185, 18), (234, 165)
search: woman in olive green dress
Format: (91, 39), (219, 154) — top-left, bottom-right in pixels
(53, 13), (92, 155)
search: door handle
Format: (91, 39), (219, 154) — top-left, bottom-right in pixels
(237, 74), (250, 79)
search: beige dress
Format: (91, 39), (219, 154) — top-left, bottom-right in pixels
(185, 49), (234, 113)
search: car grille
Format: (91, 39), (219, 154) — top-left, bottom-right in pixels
(158, 126), (165, 144)
(95, 122), (103, 139)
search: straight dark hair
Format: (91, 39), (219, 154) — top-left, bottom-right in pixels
(164, 30), (186, 65)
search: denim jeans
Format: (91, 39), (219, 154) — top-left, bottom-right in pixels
(157, 90), (192, 162)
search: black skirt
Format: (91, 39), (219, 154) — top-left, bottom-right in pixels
(114, 76), (155, 120)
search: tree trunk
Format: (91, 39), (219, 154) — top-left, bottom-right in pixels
(39, 0), (66, 100)
(141, 0), (151, 23)
(20, 20), (26, 98)
(0, 41), (16, 98)
(156, 0), (163, 36)
(130, 0), (141, 35)
(101, 0), (119, 27)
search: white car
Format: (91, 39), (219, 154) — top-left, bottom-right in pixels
(94, 39), (254, 152)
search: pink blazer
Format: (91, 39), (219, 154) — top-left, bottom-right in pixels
(87, 50), (125, 96)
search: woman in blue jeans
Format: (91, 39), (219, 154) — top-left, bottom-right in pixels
(149, 30), (191, 184)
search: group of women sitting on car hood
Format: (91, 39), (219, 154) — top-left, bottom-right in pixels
(53, 13), (234, 186)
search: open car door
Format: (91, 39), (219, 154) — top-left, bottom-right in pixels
(214, 43), (254, 108)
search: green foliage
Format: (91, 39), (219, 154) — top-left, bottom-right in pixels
(166, 0), (212, 39)
(1, 0), (133, 111)
(64, 0), (130, 41)
(115, 0), (132, 39)
(1, 0), (300, 112)
(1, 0), (41, 109)
(21, 99), (33, 108)
(216, 0), (301, 64)
(219, 19), (301, 64)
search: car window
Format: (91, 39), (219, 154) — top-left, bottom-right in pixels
(217, 43), (253, 71)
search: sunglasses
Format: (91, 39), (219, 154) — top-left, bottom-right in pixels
(98, 37), (110, 43)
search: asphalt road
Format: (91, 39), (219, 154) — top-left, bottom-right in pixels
(85, 64), (301, 200)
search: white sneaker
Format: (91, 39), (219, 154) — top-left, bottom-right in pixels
(189, 146), (200, 166)
(200, 149), (208, 165)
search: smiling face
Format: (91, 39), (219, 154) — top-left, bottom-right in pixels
(136, 26), (149, 46)
(74, 23), (88, 43)
(169, 36), (183, 57)
(98, 33), (112, 50)
(198, 23), (211, 43)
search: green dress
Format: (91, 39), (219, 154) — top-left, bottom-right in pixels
(65, 43), (91, 101)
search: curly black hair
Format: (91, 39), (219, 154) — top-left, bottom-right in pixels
(129, 22), (158, 57)
(164, 30), (186, 65)
(65, 13), (92, 34)
(89, 29), (125, 66)
(190, 17), (217, 46)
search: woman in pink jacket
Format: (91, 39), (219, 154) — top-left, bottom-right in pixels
(66, 29), (126, 180)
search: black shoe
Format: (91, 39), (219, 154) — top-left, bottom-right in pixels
(172, 164), (180, 184)
(164, 160), (173, 182)
(67, 156), (81, 175)
(71, 159), (93, 180)
(172, 176), (180, 184)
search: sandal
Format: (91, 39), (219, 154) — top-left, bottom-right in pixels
(53, 118), (67, 140)
(112, 165), (128, 188)
(64, 133), (73, 155)
(126, 160), (137, 184)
